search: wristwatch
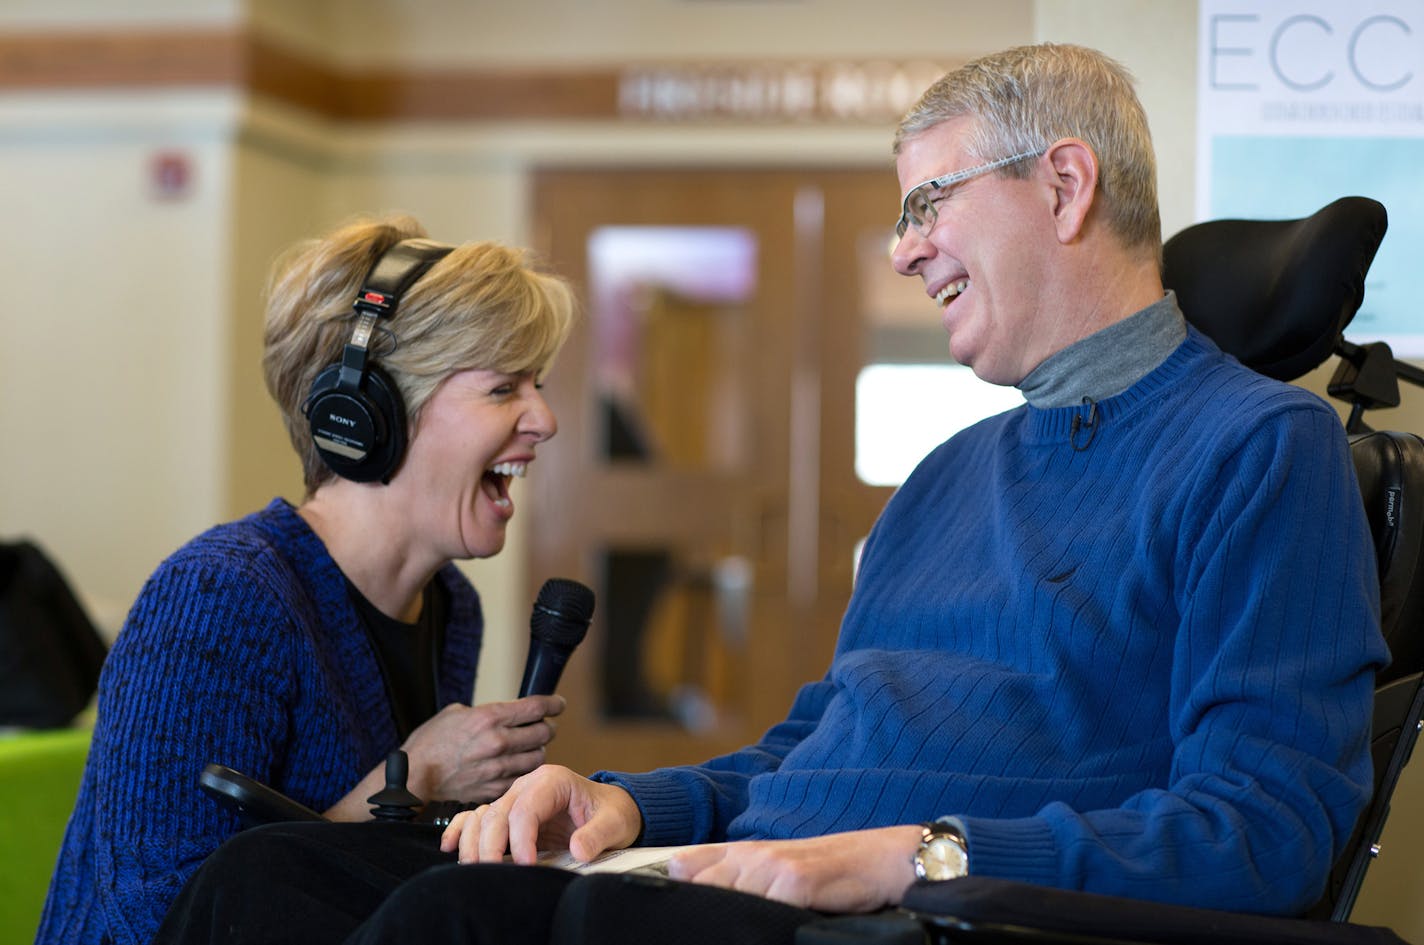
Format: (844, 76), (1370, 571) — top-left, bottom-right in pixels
(913, 820), (969, 882)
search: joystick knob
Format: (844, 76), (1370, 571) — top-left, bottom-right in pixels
(366, 750), (422, 822)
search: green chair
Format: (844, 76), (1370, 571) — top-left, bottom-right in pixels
(0, 727), (90, 943)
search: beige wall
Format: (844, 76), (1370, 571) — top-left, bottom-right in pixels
(0, 92), (238, 632)
(1034, 1), (1197, 243)
(1, 1), (1420, 935)
(0, 0), (238, 27)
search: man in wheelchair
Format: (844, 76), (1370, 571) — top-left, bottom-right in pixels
(154, 43), (1391, 945)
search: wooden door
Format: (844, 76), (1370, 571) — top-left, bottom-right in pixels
(527, 168), (904, 774)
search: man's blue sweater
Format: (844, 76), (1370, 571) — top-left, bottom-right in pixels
(599, 326), (1387, 915)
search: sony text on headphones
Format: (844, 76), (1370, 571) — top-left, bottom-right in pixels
(303, 239), (454, 484)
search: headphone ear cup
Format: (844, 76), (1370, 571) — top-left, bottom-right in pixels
(360, 364), (408, 482)
(304, 363), (408, 483)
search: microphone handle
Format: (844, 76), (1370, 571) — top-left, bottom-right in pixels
(518, 641), (573, 698)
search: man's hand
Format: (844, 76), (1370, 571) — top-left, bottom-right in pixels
(440, 764), (643, 866)
(666, 825), (924, 913)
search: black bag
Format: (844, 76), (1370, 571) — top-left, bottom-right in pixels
(0, 539), (109, 728)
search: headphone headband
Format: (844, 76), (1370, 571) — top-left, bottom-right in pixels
(354, 240), (454, 319)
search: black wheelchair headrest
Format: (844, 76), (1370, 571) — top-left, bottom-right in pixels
(1163, 196), (1388, 382)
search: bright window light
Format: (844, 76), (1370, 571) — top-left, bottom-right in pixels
(855, 364), (1024, 486)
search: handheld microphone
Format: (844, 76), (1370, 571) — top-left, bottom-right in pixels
(518, 578), (595, 698)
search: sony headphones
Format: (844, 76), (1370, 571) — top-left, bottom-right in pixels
(303, 239), (454, 483)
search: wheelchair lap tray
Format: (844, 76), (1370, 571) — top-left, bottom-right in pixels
(199, 764), (328, 828)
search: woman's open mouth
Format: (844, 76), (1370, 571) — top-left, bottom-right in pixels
(480, 461), (527, 511)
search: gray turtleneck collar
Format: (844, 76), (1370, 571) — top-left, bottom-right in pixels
(1017, 292), (1186, 409)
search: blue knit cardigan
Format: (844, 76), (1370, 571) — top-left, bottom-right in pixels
(37, 498), (483, 945)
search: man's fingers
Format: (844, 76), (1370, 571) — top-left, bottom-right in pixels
(505, 800), (549, 865)
(472, 805), (513, 864)
(667, 844), (728, 879)
(440, 809), (473, 852)
(566, 807), (630, 863)
(674, 848), (754, 893)
(566, 824), (607, 863)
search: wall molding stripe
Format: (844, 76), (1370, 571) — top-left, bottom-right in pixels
(0, 29), (951, 125)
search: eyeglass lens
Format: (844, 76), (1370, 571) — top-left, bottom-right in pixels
(895, 150), (1044, 240)
(905, 185), (936, 236)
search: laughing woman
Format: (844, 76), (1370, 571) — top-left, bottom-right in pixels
(38, 215), (575, 945)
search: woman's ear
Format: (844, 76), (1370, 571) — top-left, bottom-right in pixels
(1043, 138), (1098, 244)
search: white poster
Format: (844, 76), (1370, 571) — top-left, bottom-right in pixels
(1198, 1), (1424, 352)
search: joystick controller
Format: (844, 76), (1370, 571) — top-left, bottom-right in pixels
(366, 749), (423, 822)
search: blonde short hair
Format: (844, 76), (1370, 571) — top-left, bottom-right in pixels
(895, 43), (1161, 260)
(263, 214), (575, 494)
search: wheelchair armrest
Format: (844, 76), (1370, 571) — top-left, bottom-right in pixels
(860, 877), (1410, 945)
(794, 878), (1412, 945)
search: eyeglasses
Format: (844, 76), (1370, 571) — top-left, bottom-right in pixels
(895, 148), (1045, 239)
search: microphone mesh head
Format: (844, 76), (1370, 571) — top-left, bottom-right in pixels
(530, 578), (595, 646)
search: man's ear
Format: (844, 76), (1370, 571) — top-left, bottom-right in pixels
(1043, 138), (1098, 244)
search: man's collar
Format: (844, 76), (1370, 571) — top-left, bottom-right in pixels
(1017, 293), (1186, 409)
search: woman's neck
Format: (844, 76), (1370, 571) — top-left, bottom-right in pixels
(298, 483), (438, 622)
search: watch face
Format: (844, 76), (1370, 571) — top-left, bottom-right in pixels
(916, 830), (968, 881)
